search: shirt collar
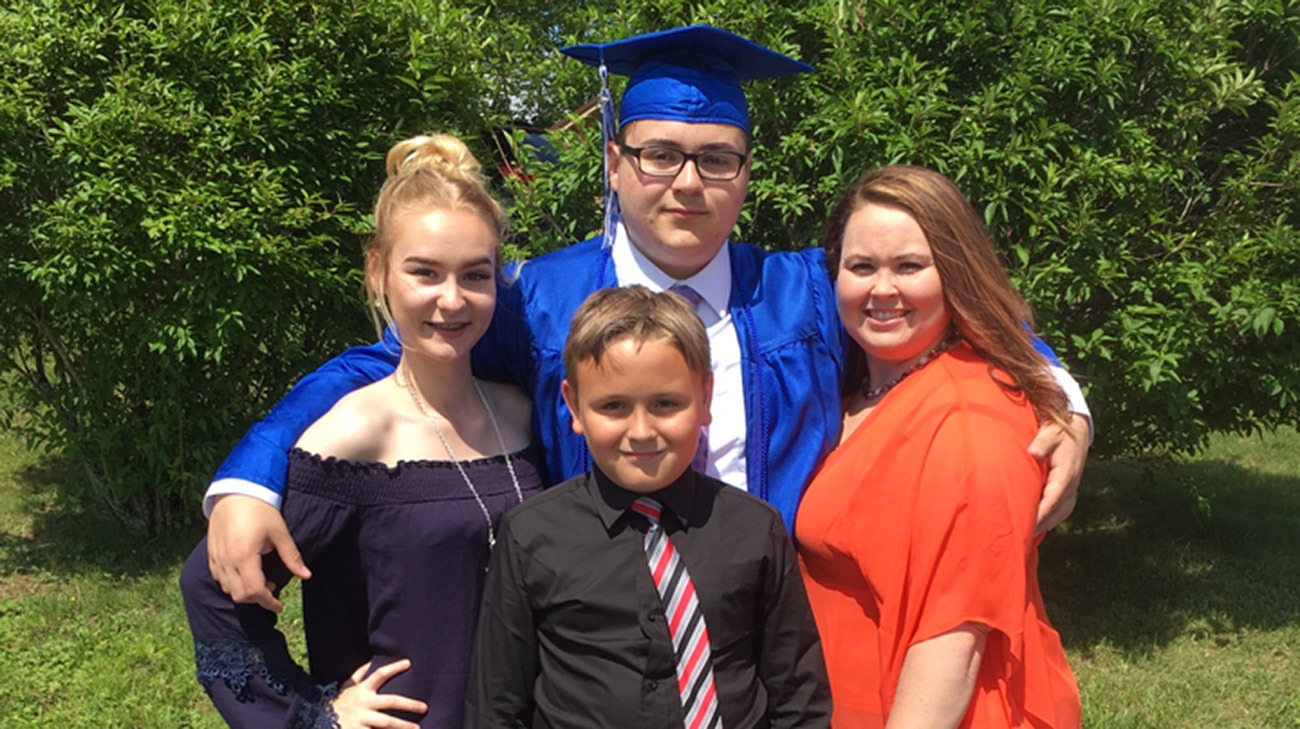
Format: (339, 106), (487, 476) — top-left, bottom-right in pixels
(611, 223), (732, 319)
(590, 465), (699, 533)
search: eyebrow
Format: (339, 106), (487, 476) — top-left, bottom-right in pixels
(842, 251), (933, 263)
(634, 137), (747, 153)
(402, 255), (495, 268)
(397, 254), (493, 268)
(592, 389), (692, 401)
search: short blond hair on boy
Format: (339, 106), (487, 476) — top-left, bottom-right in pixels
(563, 286), (711, 390)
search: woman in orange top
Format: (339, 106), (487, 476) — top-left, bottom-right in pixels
(796, 166), (1081, 729)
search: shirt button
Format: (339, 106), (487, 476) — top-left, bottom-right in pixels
(648, 680), (659, 691)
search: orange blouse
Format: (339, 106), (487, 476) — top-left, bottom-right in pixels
(796, 345), (1080, 729)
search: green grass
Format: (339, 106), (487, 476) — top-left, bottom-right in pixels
(0, 422), (311, 727)
(1, 423), (1298, 726)
(0, 424), (221, 727)
(1041, 428), (1300, 727)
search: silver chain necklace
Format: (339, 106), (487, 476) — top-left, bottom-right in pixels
(398, 366), (524, 552)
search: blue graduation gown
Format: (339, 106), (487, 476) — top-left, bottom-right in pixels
(211, 236), (847, 531)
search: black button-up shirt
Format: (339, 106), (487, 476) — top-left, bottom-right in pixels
(464, 468), (830, 729)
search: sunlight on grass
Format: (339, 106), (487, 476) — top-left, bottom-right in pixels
(0, 418), (310, 727)
(1074, 629), (1300, 727)
(1042, 425), (1300, 728)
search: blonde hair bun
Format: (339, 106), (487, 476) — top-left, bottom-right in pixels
(385, 134), (485, 186)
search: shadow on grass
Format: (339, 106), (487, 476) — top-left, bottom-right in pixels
(0, 451), (204, 580)
(6, 435), (1299, 659)
(1040, 453), (1300, 658)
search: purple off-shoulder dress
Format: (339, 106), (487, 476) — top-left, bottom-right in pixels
(180, 444), (545, 729)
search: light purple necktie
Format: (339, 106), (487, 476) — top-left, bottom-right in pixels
(669, 285), (710, 475)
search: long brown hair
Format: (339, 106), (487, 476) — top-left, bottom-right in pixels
(823, 165), (1068, 424)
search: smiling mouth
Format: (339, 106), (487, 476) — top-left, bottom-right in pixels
(428, 322), (469, 331)
(867, 311), (908, 321)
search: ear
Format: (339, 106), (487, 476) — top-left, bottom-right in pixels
(737, 153), (753, 189)
(699, 372), (714, 428)
(606, 138), (622, 195)
(364, 246), (385, 295)
(561, 379), (585, 436)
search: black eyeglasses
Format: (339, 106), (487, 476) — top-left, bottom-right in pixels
(618, 143), (749, 181)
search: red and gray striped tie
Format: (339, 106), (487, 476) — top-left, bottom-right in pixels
(631, 496), (723, 729)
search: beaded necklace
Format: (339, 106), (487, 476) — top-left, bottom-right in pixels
(862, 330), (964, 403)
(398, 366), (524, 553)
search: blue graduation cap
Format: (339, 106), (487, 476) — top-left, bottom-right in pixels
(560, 26), (813, 245)
(561, 25), (813, 133)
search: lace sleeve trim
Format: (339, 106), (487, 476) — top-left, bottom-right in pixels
(195, 639), (295, 699)
(194, 639), (340, 728)
(289, 682), (340, 729)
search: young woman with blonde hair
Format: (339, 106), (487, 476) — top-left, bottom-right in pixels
(180, 133), (544, 729)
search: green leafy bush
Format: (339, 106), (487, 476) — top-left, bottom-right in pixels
(794, 0), (1300, 456)
(509, 0), (1300, 456)
(2, 0), (1296, 529)
(0, 0), (501, 529)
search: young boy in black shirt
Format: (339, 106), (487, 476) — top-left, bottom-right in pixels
(464, 286), (830, 729)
